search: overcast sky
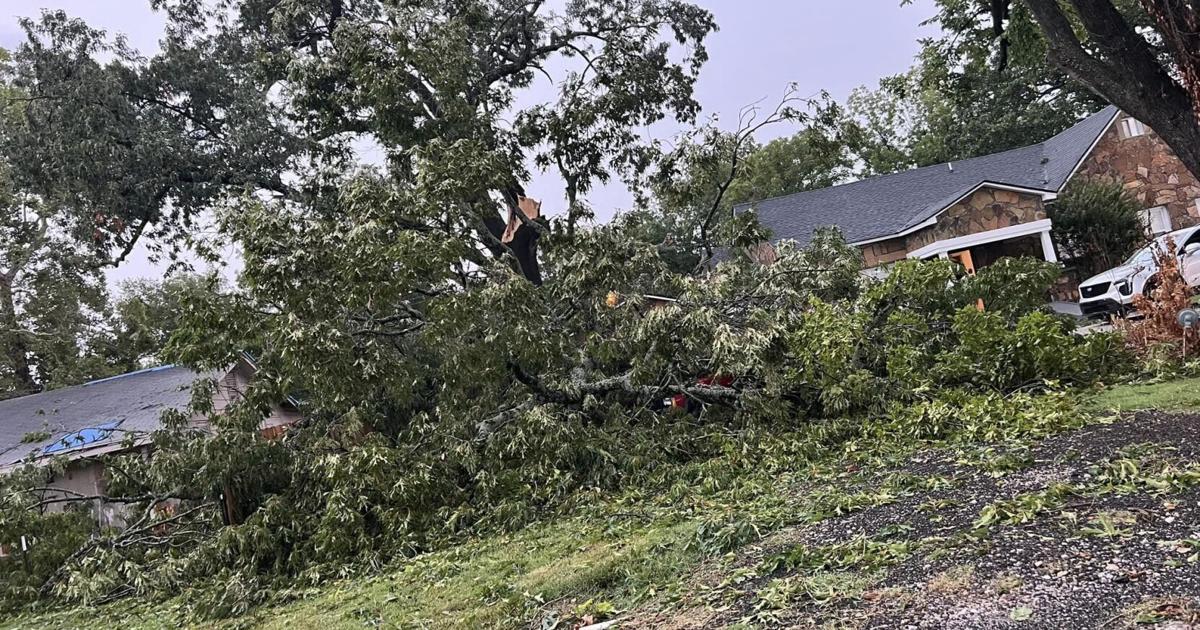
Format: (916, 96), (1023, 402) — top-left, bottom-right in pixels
(0, 1), (939, 289)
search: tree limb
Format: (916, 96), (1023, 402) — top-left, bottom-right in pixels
(1017, 0), (1200, 179)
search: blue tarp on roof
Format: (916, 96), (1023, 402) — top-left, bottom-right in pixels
(0, 365), (214, 466)
(42, 420), (123, 455)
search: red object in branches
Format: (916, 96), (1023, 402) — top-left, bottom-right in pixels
(671, 374), (733, 410)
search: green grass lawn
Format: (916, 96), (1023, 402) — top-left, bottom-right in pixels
(1085, 375), (1200, 413)
(3, 516), (702, 630)
(249, 518), (700, 630)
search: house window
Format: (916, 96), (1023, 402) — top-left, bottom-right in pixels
(1142, 205), (1172, 235)
(1120, 117), (1148, 139)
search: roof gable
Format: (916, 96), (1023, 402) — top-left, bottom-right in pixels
(736, 106), (1120, 247)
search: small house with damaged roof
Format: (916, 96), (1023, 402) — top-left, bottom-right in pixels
(0, 356), (300, 528)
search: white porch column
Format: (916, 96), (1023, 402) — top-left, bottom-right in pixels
(1039, 229), (1058, 263)
(907, 219), (1056, 262)
(937, 251), (950, 259)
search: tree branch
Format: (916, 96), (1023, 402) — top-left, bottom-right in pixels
(696, 87), (807, 265)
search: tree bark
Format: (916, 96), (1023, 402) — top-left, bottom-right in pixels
(481, 188), (544, 286)
(1139, 0), (1200, 120)
(1019, 0), (1200, 180)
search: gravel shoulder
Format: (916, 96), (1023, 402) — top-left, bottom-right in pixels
(629, 411), (1200, 629)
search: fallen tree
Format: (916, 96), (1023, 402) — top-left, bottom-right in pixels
(0, 220), (1128, 616)
(0, 0), (1133, 619)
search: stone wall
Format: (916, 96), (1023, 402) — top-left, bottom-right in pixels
(858, 187), (1046, 269)
(906, 188), (1046, 251)
(1074, 114), (1200, 229)
(861, 235), (908, 268)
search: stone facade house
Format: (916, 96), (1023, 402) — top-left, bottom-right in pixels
(736, 106), (1200, 296)
(0, 355), (300, 528)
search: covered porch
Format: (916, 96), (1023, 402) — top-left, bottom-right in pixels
(906, 218), (1058, 271)
(905, 218), (1081, 303)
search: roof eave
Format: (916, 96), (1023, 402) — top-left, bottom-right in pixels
(0, 437), (153, 474)
(849, 181), (1058, 247)
(1054, 107), (1122, 193)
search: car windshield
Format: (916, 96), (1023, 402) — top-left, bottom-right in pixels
(1123, 242), (1158, 266)
(1122, 229), (1198, 266)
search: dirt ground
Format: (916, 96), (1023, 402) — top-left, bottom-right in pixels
(625, 411), (1200, 629)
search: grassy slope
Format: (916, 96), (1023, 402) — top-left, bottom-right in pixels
(8, 377), (1200, 630)
(254, 519), (700, 629)
(1085, 376), (1200, 412)
(9, 515), (708, 630)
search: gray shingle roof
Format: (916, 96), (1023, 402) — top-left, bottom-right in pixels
(0, 365), (215, 467)
(735, 106), (1119, 247)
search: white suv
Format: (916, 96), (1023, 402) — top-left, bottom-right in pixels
(1077, 226), (1200, 319)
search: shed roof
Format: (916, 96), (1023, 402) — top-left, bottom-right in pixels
(734, 106), (1119, 247)
(0, 365), (216, 467)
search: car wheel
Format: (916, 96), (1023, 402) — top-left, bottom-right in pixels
(1143, 275), (1159, 298)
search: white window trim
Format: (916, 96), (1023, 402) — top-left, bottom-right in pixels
(1142, 205), (1172, 235)
(906, 218), (1057, 263)
(1120, 117), (1148, 139)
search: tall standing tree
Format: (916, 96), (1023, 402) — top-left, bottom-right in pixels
(6, 1), (717, 285)
(3, 12), (306, 268)
(1, 0), (726, 456)
(850, 0), (1103, 174)
(1009, 0), (1200, 180)
(0, 59), (118, 397)
(0, 166), (115, 397)
(107, 274), (216, 371)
